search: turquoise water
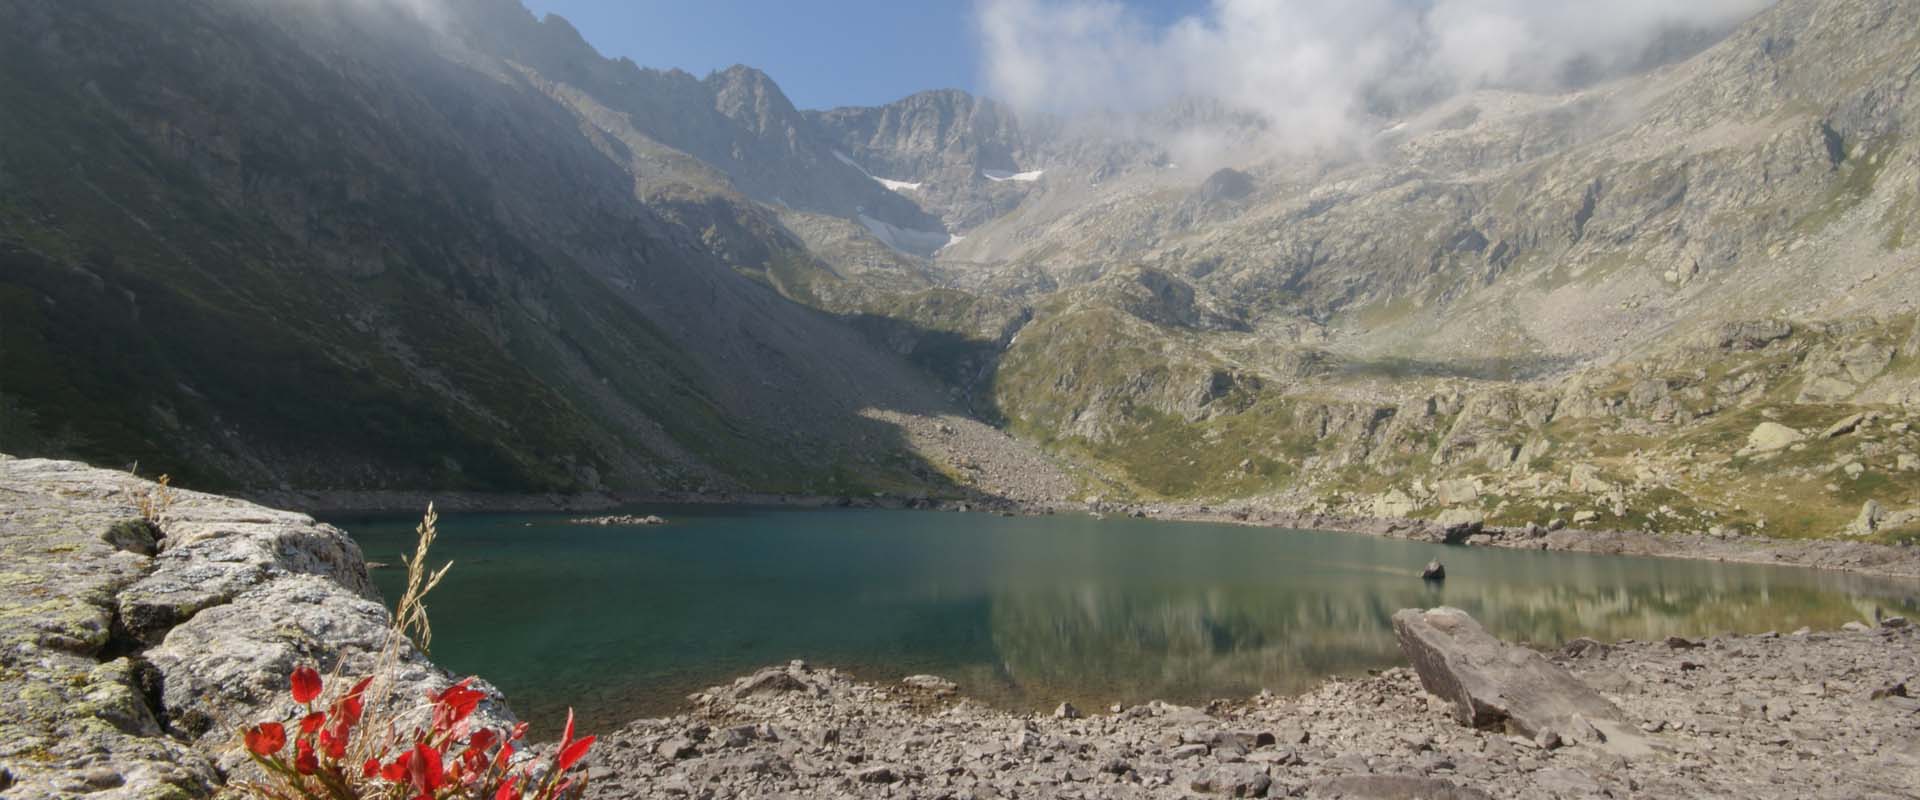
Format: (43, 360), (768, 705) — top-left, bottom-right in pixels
(334, 507), (1920, 732)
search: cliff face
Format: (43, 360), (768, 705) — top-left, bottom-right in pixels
(0, 455), (504, 799)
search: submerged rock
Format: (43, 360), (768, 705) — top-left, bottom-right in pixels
(570, 514), (668, 526)
(1422, 560), (1447, 580)
(901, 674), (959, 693)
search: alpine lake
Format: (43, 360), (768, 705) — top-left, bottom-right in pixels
(334, 506), (1920, 732)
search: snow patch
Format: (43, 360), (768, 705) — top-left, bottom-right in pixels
(983, 169), (1045, 182)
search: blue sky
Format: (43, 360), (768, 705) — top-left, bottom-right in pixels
(519, 1), (1208, 111)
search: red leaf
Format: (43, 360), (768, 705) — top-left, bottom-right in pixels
(408, 743), (444, 792)
(561, 708), (575, 747)
(319, 729), (347, 760)
(324, 712), (354, 748)
(295, 739), (318, 775)
(290, 666), (323, 705)
(492, 776), (518, 800)
(509, 722), (529, 741)
(244, 722), (286, 756)
(362, 757), (380, 778)
(554, 735), (595, 774)
(430, 679), (485, 731)
(431, 676), (475, 700)
(298, 711), (326, 736)
(460, 746), (486, 774)
(336, 676), (373, 727)
(380, 751), (412, 782)
(467, 728), (497, 753)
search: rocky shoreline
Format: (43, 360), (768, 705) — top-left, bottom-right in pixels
(587, 619), (1920, 799)
(1106, 502), (1920, 581)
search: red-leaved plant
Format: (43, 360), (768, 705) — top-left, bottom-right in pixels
(240, 667), (593, 799)
(235, 506), (594, 799)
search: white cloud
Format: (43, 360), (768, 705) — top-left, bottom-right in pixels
(975, 0), (1775, 154)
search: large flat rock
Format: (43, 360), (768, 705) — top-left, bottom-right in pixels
(1391, 607), (1654, 758)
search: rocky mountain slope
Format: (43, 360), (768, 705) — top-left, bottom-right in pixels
(575, 0), (1920, 549)
(898, 0), (1920, 542)
(0, 0), (1072, 500)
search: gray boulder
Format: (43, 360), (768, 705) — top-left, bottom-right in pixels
(1744, 422), (1806, 453)
(1391, 607), (1654, 758)
(1821, 413), (1867, 439)
(1189, 763), (1272, 796)
(1846, 500), (1884, 537)
(1712, 319), (1793, 350)
(1433, 509), (1486, 544)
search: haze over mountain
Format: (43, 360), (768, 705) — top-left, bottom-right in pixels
(4, 0), (1919, 541)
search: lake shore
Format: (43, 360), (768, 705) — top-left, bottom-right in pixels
(7, 453), (1919, 800)
(269, 487), (1920, 581)
(585, 622), (1920, 799)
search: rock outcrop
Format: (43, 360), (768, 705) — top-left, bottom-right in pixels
(0, 456), (509, 798)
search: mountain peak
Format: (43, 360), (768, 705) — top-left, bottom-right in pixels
(706, 64), (801, 123)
